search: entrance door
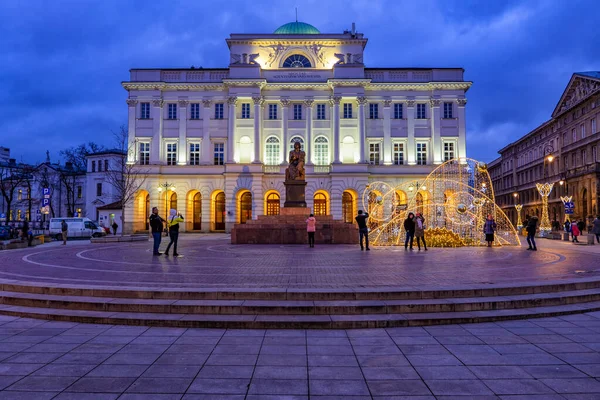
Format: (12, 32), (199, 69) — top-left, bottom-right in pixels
(145, 194), (150, 230)
(240, 192), (252, 224)
(193, 192), (201, 230)
(214, 192), (225, 231)
(342, 191), (353, 223)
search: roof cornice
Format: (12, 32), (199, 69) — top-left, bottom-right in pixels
(122, 82), (225, 91)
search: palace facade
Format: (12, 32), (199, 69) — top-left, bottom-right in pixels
(122, 21), (471, 233)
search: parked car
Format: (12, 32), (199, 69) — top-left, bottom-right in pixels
(0, 226), (10, 240)
(49, 218), (106, 240)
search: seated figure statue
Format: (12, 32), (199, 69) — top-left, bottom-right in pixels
(285, 141), (305, 181)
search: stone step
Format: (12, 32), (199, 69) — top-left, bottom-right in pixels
(0, 300), (598, 329)
(1, 289), (599, 315)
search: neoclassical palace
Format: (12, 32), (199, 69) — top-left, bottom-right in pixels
(122, 21), (471, 233)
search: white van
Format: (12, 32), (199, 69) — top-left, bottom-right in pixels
(49, 218), (106, 240)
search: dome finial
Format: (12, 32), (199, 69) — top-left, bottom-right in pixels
(295, 7), (298, 22)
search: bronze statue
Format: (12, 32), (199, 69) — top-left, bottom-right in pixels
(285, 141), (305, 181)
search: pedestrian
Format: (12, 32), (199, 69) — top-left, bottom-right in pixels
(355, 210), (370, 251)
(483, 214), (497, 247)
(149, 207), (165, 256)
(577, 219), (586, 235)
(526, 216), (537, 251)
(404, 212), (415, 250)
(414, 212), (427, 251)
(306, 213), (316, 248)
(21, 219), (33, 246)
(61, 219), (68, 245)
(571, 220), (580, 243)
(112, 221), (118, 235)
(592, 216), (600, 244)
(164, 209), (184, 257)
(564, 220), (571, 234)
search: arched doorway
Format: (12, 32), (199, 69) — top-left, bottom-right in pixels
(240, 192), (252, 224)
(314, 193), (327, 216)
(193, 192), (201, 230)
(342, 191), (353, 223)
(416, 192), (424, 215)
(266, 192), (280, 215)
(145, 193), (150, 230)
(582, 188), (588, 220)
(395, 190), (408, 212)
(169, 192), (178, 212)
(214, 192), (225, 231)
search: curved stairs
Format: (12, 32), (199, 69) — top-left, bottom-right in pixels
(0, 280), (599, 328)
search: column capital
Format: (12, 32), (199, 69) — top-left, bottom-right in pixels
(383, 99), (392, 108)
(227, 96), (238, 105)
(457, 98), (468, 107)
(429, 98), (441, 107)
(202, 99), (213, 108)
(280, 98), (291, 107)
(356, 96), (368, 105)
(178, 100), (189, 107)
(303, 98), (314, 107)
(126, 99), (138, 107)
(252, 96), (265, 106)
(406, 100), (416, 108)
(151, 99), (163, 108)
(329, 96), (342, 106)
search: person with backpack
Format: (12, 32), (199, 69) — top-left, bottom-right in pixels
(306, 213), (316, 248)
(164, 209), (184, 257)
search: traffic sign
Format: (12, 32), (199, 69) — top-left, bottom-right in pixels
(42, 198), (50, 207)
(565, 209), (574, 215)
(565, 202), (574, 208)
(42, 188), (51, 197)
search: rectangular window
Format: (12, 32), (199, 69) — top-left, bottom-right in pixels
(241, 103), (250, 119)
(190, 103), (200, 120)
(316, 104), (326, 120)
(98, 161), (102, 172)
(443, 102), (453, 118)
(416, 142), (428, 165)
(139, 142), (150, 165)
(393, 142), (404, 165)
(369, 103), (379, 119)
(104, 160), (109, 171)
(582, 149), (587, 164)
(167, 103), (177, 120)
(140, 102), (150, 119)
(166, 143), (177, 166)
(443, 142), (455, 161)
(572, 128), (576, 142)
(343, 103), (353, 119)
(96, 183), (102, 197)
(592, 118), (597, 134)
(593, 146), (597, 162)
(581, 124), (585, 139)
(293, 104), (302, 120)
(369, 142), (381, 165)
(91, 160), (96, 172)
(416, 104), (426, 119)
(268, 104), (278, 120)
(393, 103), (403, 119)
(214, 103), (224, 119)
(572, 153), (576, 166)
(189, 143), (200, 165)
(17, 189), (22, 201)
(213, 143), (224, 165)
(77, 186), (82, 199)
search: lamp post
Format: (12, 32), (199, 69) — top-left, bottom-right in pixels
(536, 144), (555, 234)
(157, 182), (175, 229)
(513, 192), (523, 228)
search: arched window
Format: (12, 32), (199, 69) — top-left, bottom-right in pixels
(193, 192), (201, 230)
(265, 136), (280, 165)
(314, 193), (327, 216)
(282, 54), (312, 68)
(342, 191), (353, 223)
(290, 136), (304, 152)
(266, 192), (280, 216)
(214, 192), (225, 231)
(314, 136), (329, 165)
(240, 192), (252, 224)
(169, 192), (178, 212)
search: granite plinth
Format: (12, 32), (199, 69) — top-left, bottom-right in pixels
(284, 180), (307, 208)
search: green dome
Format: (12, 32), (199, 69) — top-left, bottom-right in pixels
(274, 21), (320, 35)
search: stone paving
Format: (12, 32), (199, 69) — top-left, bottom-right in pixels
(0, 313), (598, 399)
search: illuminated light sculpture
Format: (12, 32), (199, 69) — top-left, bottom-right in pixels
(536, 182), (554, 234)
(363, 158), (521, 247)
(560, 196), (572, 222)
(515, 204), (523, 228)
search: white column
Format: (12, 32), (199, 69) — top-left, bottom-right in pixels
(304, 98), (314, 165)
(201, 99), (212, 165)
(407, 99), (416, 165)
(383, 99), (392, 165)
(252, 96), (263, 163)
(151, 99), (163, 163)
(226, 96), (237, 163)
(357, 96), (367, 163)
(126, 99), (137, 163)
(280, 99), (290, 164)
(331, 96), (341, 163)
(177, 100), (188, 165)
(430, 98), (442, 164)
(457, 98), (467, 161)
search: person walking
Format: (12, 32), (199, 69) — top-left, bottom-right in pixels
(306, 213), (316, 248)
(414, 212), (427, 251)
(526, 216), (538, 251)
(577, 219), (586, 235)
(61, 220), (68, 245)
(571, 220), (580, 243)
(164, 209), (184, 257)
(112, 221), (118, 235)
(21, 219), (33, 246)
(404, 212), (416, 250)
(592, 216), (600, 244)
(355, 210), (370, 251)
(483, 214), (497, 247)
(149, 207), (165, 255)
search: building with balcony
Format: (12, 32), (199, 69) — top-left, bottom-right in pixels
(122, 21), (471, 233)
(490, 72), (600, 227)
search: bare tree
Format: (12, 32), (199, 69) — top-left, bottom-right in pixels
(60, 142), (105, 171)
(104, 126), (149, 235)
(0, 163), (31, 225)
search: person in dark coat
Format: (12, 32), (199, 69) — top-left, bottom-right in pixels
(404, 212), (415, 250)
(526, 216), (538, 251)
(592, 216), (600, 244)
(149, 207), (165, 255)
(483, 214), (497, 247)
(577, 219), (586, 235)
(355, 210), (370, 251)
(111, 221), (118, 235)
(414, 212), (427, 251)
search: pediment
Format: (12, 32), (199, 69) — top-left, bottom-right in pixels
(552, 73), (600, 118)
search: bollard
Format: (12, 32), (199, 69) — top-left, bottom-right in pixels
(563, 232), (570, 241)
(587, 234), (595, 245)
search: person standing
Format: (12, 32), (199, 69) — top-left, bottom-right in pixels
(306, 213), (316, 248)
(577, 219), (586, 235)
(355, 210), (370, 251)
(112, 221), (118, 235)
(592, 216), (600, 244)
(164, 209), (184, 257)
(60, 220), (68, 245)
(149, 207), (165, 256)
(404, 212), (416, 250)
(414, 212), (427, 251)
(571, 220), (580, 243)
(526, 216), (538, 251)
(483, 214), (497, 247)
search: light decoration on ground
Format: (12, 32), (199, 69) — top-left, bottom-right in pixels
(363, 158), (521, 247)
(515, 204), (523, 228)
(536, 182), (554, 233)
(560, 196), (572, 222)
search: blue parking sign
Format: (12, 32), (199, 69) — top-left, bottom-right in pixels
(42, 198), (50, 207)
(42, 188), (51, 197)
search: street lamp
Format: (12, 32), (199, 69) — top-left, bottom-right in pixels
(157, 182), (175, 230)
(536, 144), (555, 234)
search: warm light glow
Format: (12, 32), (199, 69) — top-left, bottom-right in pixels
(421, 185), (426, 190)
(482, 183), (486, 187)
(171, 186), (176, 191)
(513, 192), (518, 198)
(559, 180), (564, 185)
(408, 186), (414, 192)
(546, 155), (554, 162)
(157, 187), (163, 192)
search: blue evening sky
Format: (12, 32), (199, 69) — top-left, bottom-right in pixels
(1, 0), (599, 164)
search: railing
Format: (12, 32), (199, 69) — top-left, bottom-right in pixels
(313, 166), (331, 174)
(565, 162), (600, 179)
(263, 165), (281, 174)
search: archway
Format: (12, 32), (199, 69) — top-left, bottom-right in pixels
(144, 193), (150, 230)
(239, 191), (252, 224)
(313, 192), (328, 216)
(582, 188), (588, 220)
(213, 191), (226, 231)
(188, 192), (201, 230)
(342, 191), (354, 223)
(395, 190), (408, 212)
(169, 192), (178, 213)
(133, 190), (150, 232)
(265, 191), (280, 216)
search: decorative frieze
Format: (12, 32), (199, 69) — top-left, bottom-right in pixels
(126, 99), (138, 107)
(329, 96), (342, 106)
(151, 99), (164, 108)
(356, 96), (368, 105)
(227, 96), (238, 105)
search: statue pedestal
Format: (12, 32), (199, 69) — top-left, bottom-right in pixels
(284, 180), (307, 208)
